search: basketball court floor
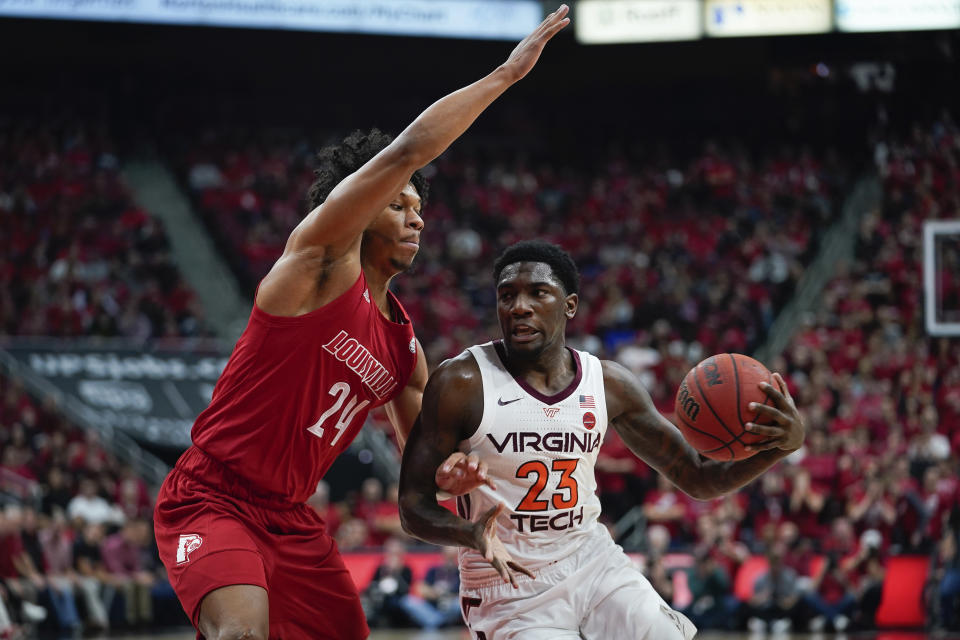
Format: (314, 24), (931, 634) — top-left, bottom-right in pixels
(109, 629), (960, 639)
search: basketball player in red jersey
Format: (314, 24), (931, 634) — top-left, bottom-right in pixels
(153, 8), (571, 639)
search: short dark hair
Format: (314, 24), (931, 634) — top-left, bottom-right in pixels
(493, 240), (580, 295)
(306, 128), (429, 210)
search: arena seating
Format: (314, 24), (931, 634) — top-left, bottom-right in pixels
(0, 119), (206, 340)
(180, 133), (849, 420)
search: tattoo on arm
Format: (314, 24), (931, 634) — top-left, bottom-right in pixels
(606, 360), (790, 500)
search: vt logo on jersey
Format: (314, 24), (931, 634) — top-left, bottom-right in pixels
(322, 330), (398, 399)
(542, 407), (560, 418)
(176, 534), (203, 564)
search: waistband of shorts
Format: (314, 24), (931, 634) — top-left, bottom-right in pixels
(174, 446), (301, 510)
(460, 524), (612, 591)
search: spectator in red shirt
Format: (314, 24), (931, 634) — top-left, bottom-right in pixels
(353, 478), (405, 546)
(847, 476), (896, 539)
(802, 551), (857, 632)
(306, 480), (342, 538)
(712, 518), (750, 581)
(595, 427), (646, 521)
(800, 429), (837, 493)
(786, 468), (826, 540)
(749, 471), (789, 549)
(114, 465), (152, 521)
(643, 473), (692, 546)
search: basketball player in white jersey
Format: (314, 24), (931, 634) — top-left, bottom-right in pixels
(398, 240), (805, 639)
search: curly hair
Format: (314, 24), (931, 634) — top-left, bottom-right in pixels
(493, 240), (580, 295)
(306, 128), (429, 211)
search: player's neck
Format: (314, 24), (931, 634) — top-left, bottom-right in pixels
(506, 342), (575, 395)
(362, 265), (396, 320)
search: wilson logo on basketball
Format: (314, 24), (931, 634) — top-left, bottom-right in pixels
(543, 407), (560, 418)
(582, 412), (596, 429)
(703, 358), (723, 387)
(676, 382), (701, 421)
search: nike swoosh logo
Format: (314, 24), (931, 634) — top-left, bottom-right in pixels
(498, 397), (522, 406)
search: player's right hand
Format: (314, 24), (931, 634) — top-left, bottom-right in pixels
(744, 372), (805, 453)
(474, 503), (534, 588)
(500, 4), (570, 83)
(436, 451), (496, 496)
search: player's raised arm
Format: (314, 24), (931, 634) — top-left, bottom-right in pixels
(602, 361), (805, 500)
(398, 355), (533, 587)
(287, 5), (570, 258)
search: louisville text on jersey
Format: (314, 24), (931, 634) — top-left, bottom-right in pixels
(486, 431), (602, 454)
(322, 330), (398, 399)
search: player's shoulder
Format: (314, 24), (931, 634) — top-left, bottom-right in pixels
(427, 349), (483, 394)
(599, 358), (633, 387)
(599, 358), (651, 414)
(424, 349), (485, 430)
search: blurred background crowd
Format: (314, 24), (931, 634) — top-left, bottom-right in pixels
(0, 5), (958, 638)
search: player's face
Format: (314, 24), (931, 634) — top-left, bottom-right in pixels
(363, 183), (424, 273)
(496, 261), (577, 360)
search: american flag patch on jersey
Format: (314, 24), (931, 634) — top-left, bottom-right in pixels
(579, 394), (596, 408)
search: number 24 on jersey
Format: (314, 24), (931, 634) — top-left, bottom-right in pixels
(307, 382), (369, 446)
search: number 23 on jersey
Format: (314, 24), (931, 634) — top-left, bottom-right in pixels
(515, 459), (579, 511)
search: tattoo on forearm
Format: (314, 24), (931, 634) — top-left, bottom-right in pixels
(614, 412), (789, 500)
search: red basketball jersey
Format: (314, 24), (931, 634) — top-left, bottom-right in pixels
(191, 272), (417, 503)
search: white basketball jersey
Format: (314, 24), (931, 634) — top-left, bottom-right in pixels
(457, 341), (608, 588)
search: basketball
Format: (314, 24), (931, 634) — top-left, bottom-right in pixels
(674, 353), (776, 461)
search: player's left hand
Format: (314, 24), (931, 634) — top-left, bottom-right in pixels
(435, 452), (496, 496)
(499, 4), (570, 84)
(743, 372), (806, 453)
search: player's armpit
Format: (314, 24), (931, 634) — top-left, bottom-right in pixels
(397, 354), (486, 549)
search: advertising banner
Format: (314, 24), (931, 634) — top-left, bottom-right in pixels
(2, 342), (228, 450)
(575, 0), (701, 44)
(836, 0), (960, 32)
(0, 0), (543, 40)
(704, 0), (832, 37)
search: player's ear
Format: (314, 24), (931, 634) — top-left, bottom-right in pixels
(565, 293), (578, 319)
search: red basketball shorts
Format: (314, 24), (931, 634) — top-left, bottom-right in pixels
(154, 447), (369, 640)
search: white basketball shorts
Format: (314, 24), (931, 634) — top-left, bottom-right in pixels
(458, 530), (697, 640)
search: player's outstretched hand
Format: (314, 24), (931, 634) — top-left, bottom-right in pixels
(744, 372), (806, 453)
(500, 4), (570, 84)
(436, 452), (496, 496)
(474, 503), (534, 588)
